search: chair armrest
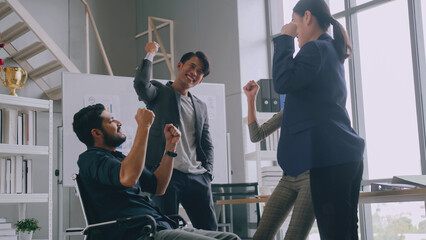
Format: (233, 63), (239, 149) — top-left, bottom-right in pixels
(167, 214), (187, 228)
(65, 227), (85, 236)
(82, 215), (157, 236)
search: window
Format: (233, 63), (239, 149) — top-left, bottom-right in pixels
(283, 0), (299, 23)
(356, 0), (373, 6)
(356, 0), (421, 179)
(370, 202), (426, 239)
(328, 0), (345, 14)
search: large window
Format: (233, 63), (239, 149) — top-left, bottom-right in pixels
(357, 0), (421, 179)
(370, 202), (426, 239)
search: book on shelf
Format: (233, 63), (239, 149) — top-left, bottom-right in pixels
(0, 218), (16, 239)
(0, 223), (12, 230)
(256, 79), (272, 112)
(16, 114), (23, 145)
(3, 108), (18, 144)
(0, 158), (5, 193)
(26, 159), (32, 194)
(0, 236), (17, 240)
(5, 159), (10, 194)
(9, 157), (15, 194)
(254, 78), (286, 112)
(34, 111), (37, 145)
(16, 114), (24, 145)
(22, 160), (27, 194)
(262, 176), (281, 181)
(24, 110), (36, 146)
(0, 109), (3, 144)
(15, 156), (23, 194)
(0, 157), (32, 194)
(0, 228), (16, 236)
(0, 108), (37, 146)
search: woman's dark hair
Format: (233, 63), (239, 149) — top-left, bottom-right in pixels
(179, 51), (210, 77)
(293, 0), (352, 62)
(72, 103), (105, 147)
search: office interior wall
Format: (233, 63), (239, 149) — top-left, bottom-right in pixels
(0, 0), (137, 239)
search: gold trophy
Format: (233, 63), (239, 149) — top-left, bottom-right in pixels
(0, 67), (28, 96)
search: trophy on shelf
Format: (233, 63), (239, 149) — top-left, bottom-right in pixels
(0, 67), (28, 96)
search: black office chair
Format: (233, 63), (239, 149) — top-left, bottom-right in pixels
(65, 173), (157, 240)
(212, 182), (261, 234)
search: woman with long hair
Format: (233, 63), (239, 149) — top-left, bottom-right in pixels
(273, 0), (365, 239)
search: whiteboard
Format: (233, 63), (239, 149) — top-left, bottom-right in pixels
(62, 72), (229, 186)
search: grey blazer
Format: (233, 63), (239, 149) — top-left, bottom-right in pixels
(133, 59), (214, 177)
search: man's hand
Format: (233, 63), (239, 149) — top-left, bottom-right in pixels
(145, 41), (160, 55)
(164, 124), (181, 151)
(243, 80), (260, 101)
(135, 108), (155, 128)
(281, 22), (297, 37)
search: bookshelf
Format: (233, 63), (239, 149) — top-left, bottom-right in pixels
(243, 112), (282, 195)
(0, 94), (53, 240)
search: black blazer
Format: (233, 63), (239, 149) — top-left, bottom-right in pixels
(133, 59), (214, 177)
(272, 33), (365, 176)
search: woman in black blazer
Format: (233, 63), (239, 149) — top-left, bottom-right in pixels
(272, 0), (365, 239)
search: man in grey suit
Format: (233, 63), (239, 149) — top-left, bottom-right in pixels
(133, 41), (217, 231)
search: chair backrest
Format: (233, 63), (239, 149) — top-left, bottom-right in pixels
(211, 182), (260, 233)
(211, 182), (259, 198)
(72, 173), (96, 226)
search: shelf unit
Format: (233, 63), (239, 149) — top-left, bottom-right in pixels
(0, 94), (53, 240)
(243, 112), (282, 194)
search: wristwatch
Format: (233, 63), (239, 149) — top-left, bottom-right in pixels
(165, 150), (177, 157)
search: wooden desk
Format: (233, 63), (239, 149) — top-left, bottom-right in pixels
(215, 189), (426, 206)
(215, 195), (269, 205)
(358, 188), (426, 204)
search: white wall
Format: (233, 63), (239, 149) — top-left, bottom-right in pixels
(0, 1), (137, 239)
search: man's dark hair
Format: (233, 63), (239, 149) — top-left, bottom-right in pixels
(179, 51), (210, 77)
(72, 104), (105, 147)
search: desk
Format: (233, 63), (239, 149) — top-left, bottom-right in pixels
(215, 188), (426, 206)
(215, 195), (270, 205)
(358, 188), (426, 204)
(215, 189), (426, 239)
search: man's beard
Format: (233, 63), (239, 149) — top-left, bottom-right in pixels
(102, 129), (126, 148)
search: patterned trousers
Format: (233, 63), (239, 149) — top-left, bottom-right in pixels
(253, 170), (315, 240)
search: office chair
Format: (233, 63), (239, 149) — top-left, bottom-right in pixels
(212, 182), (261, 234)
(65, 173), (157, 240)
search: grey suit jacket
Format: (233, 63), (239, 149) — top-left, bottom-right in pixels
(133, 59), (214, 177)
